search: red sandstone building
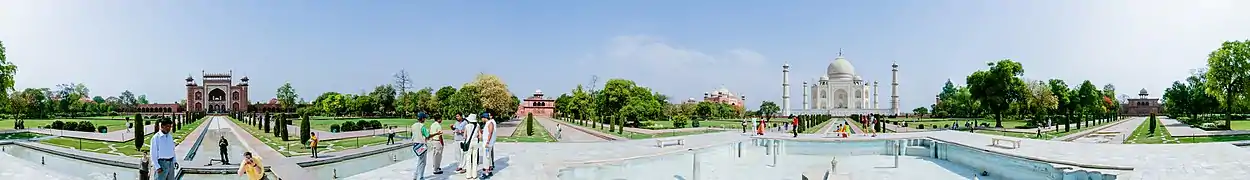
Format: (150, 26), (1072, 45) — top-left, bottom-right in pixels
(186, 71), (250, 113)
(1120, 88), (1161, 116)
(516, 89), (555, 118)
(703, 86), (746, 109)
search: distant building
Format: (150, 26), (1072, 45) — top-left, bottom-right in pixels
(703, 86), (745, 108)
(516, 89), (555, 118)
(185, 71), (250, 113)
(1120, 88), (1161, 116)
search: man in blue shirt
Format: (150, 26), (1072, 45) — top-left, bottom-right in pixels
(149, 118), (177, 180)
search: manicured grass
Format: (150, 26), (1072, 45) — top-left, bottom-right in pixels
(0, 119), (132, 131)
(973, 118), (1123, 140)
(38, 118), (205, 157)
(801, 118), (835, 134)
(1125, 117), (1175, 144)
(498, 118), (556, 143)
(77, 116), (134, 120)
(230, 117), (393, 156)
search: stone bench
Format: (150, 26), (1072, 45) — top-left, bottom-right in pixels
(991, 138), (1021, 149)
(655, 138), (685, 147)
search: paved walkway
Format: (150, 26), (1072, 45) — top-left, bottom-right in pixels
(1050, 118), (1131, 141)
(537, 117), (615, 142)
(1072, 117), (1146, 144)
(187, 117), (246, 167)
(174, 117), (214, 163)
(218, 116), (312, 180)
(1158, 118), (1250, 137)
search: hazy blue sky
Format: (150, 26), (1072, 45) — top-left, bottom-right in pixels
(2, 1), (1249, 111)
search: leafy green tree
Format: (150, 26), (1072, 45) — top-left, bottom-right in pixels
(554, 94), (572, 118)
(1048, 79), (1074, 131)
(137, 95), (148, 105)
(912, 107), (929, 117)
(466, 73), (515, 121)
(1075, 80), (1101, 128)
(313, 92), (346, 116)
(0, 41), (16, 105)
(280, 115), (289, 141)
(597, 79), (638, 130)
(1024, 80), (1058, 127)
(966, 60), (1026, 128)
(434, 86), (457, 119)
(369, 85), (397, 114)
(1148, 113), (1157, 134)
(1204, 40), (1250, 129)
(1102, 84), (1119, 121)
(277, 82), (299, 112)
(758, 101), (780, 119)
(447, 85), (483, 116)
(414, 87), (437, 116)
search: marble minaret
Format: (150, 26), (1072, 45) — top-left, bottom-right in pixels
(782, 63), (792, 116)
(873, 81), (879, 109)
(801, 81), (809, 109)
(890, 62), (900, 114)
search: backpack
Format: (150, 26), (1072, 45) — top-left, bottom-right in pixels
(460, 125), (476, 151)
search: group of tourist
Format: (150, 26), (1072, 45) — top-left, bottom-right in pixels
(412, 112), (499, 180)
(741, 115), (801, 138)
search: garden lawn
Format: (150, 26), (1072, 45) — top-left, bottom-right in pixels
(1125, 118), (1175, 144)
(801, 118), (834, 134)
(0, 119), (132, 131)
(230, 117), (394, 156)
(974, 118), (1124, 140)
(38, 117), (205, 157)
(498, 118), (556, 142)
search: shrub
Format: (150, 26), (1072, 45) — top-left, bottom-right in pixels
(672, 116), (689, 128)
(369, 120), (382, 129)
(691, 118), (701, 128)
(525, 113), (534, 136)
(342, 121), (357, 131)
(78, 121), (95, 132)
(356, 120), (369, 129)
(50, 121), (65, 130)
(108, 112), (120, 116)
(330, 124), (341, 133)
(98, 126), (108, 133)
(1148, 113), (1158, 135)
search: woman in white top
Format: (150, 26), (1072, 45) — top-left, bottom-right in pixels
(459, 114), (481, 179)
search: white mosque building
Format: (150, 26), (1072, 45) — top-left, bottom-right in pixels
(782, 52), (900, 116)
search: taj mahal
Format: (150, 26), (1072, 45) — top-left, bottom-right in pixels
(782, 51), (900, 116)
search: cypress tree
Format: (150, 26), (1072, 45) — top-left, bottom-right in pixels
(526, 113), (535, 136)
(300, 115), (311, 144)
(1148, 113), (1158, 135)
(280, 115), (290, 141)
(134, 114), (144, 151)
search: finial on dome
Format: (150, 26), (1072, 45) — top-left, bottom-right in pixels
(838, 48), (843, 57)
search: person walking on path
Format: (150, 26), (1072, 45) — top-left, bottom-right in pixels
(791, 115), (799, 138)
(429, 115), (446, 174)
(310, 132), (320, 158)
(386, 126), (396, 145)
(556, 123), (563, 140)
(459, 114), (482, 179)
(411, 112), (431, 180)
(481, 113), (498, 176)
(452, 113), (467, 173)
(140, 154), (150, 180)
(149, 119), (177, 180)
(218, 136), (230, 165)
(237, 152), (266, 180)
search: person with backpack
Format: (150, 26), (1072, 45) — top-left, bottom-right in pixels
(458, 114), (481, 179)
(411, 112), (431, 180)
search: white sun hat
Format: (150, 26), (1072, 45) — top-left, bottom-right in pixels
(466, 114), (478, 123)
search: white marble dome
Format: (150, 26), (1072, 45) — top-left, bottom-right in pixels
(826, 56), (856, 80)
